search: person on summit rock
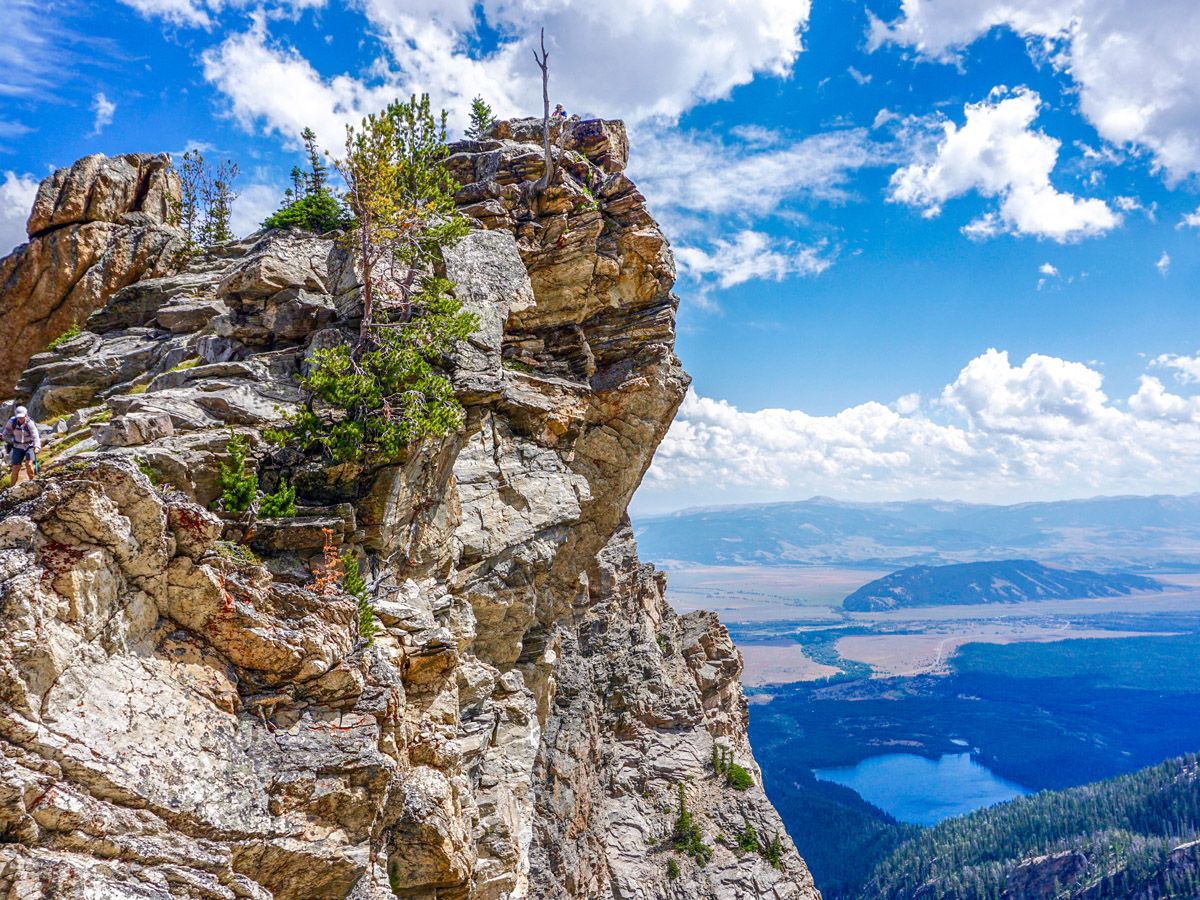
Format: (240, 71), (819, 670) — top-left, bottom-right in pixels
(5, 405), (40, 484)
(553, 103), (568, 119)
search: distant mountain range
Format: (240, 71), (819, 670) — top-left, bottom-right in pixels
(633, 494), (1200, 570)
(842, 560), (1169, 611)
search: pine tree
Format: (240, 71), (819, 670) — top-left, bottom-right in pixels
(465, 95), (495, 140)
(737, 820), (760, 854)
(341, 549), (377, 645)
(335, 93), (468, 345)
(199, 159), (238, 248)
(174, 149), (206, 251)
(215, 429), (257, 514)
(258, 478), (296, 518)
(302, 126), (328, 194)
(265, 132), (350, 235)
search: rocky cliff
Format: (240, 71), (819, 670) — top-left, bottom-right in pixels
(0, 120), (819, 900)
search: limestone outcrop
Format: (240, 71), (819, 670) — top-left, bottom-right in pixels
(0, 153), (184, 392)
(0, 121), (819, 899)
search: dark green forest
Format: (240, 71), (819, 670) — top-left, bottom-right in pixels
(853, 753), (1200, 899)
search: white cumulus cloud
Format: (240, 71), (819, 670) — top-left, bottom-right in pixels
(641, 348), (1200, 507)
(869, 0), (1200, 181)
(199, 0), (812, 149)
(889, 86), (1119, 241)
(0, 171), (38, 256)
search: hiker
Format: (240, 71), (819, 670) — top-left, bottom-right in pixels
(4, 405), (40, 484)
(553, 103), (568, 119)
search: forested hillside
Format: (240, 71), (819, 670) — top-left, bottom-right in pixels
(842, 559), (1166, 610)
(860, 753), (1200, 899)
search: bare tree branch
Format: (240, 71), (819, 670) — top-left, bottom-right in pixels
(532, 28), (554, 197)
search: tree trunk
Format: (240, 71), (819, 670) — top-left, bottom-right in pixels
(358, 217), (373, 349)
(533, 28), (554, 197)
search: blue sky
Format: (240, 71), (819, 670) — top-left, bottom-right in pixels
(3, 0), (1200, 512)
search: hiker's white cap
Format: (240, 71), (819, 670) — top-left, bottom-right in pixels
(14, 406), (27, 417)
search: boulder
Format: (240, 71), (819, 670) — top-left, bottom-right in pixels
(92, 410), (175, 447)
(443, 229), (536, 400)
(0, 153), (184, 392)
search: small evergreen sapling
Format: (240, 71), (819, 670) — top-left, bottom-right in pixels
(215, 430), (257, 514)
(762, 832), (784, 869)
(302, 126), (328, 194)
(737, 820), (760, 854)
(47, 322), (81, 351)
(258, 478), (296, 518)
(340, 549), (378, 645)
(672, 784), (713, 866)
(712, 744), (754, 790)
(465, 96), (496, 139)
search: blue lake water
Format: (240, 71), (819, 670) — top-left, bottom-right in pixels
(813, 752), (1030, 826)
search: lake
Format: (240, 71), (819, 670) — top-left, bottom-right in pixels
(813, 752), (1030, 825)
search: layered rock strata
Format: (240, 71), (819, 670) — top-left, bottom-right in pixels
(0, 120), (819, 900)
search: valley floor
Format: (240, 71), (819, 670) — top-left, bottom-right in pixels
(663, 564), (1200, 898)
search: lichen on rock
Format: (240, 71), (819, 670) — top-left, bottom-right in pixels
(0, 119), (819, 900)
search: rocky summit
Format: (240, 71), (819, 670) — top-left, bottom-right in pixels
(0, 120), (819, 899)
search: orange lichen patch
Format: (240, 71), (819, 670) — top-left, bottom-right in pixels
(309, 527), (344, 596)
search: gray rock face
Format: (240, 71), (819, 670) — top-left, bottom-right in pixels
(0, 153), (184, 392)
(0, 120), (819, 900)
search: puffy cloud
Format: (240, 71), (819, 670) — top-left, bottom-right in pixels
(89, 93), (116, 136)
(199, 0), (812, 145)
(201, 20), (395, 151)
(940, 348), (1120, 438)
(0, 171), (37, 256)
(1179, 206), (1200, 229)
(869, 0), (1200, 181)
(1128, 375), (1200, 423)
(641, 349), (1200, 506)
(357, 0), (808, 125)
(645, 391), (978, 499)
(675, 231), (831, 292)
(1036, 261), (1062, 290)
(1157, 251), (1171, 277)
(889, 86), (1119, 241)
